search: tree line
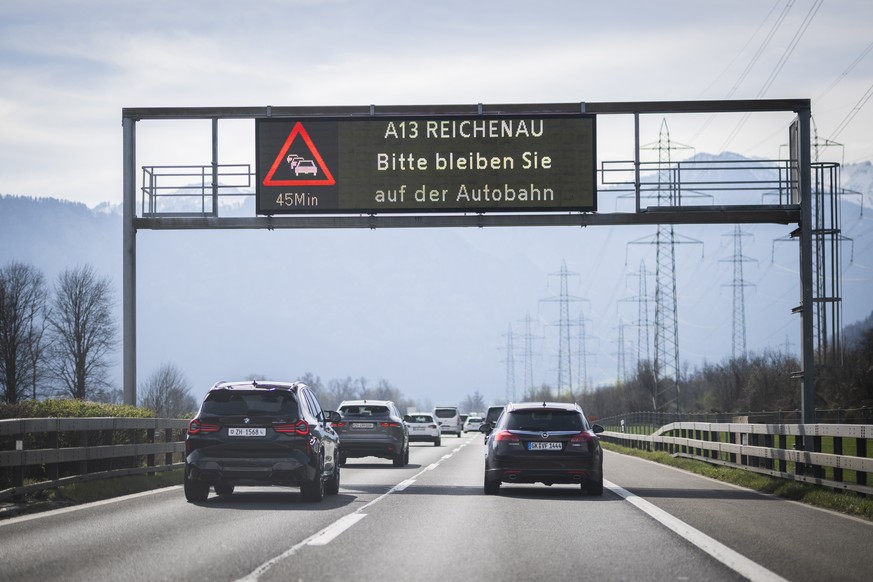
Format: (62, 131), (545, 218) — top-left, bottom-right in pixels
(519, 317), (873, 421)
(0, 261), (116, 404)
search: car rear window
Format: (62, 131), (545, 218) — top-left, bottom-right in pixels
(505, 410), (584, 431)
(407, 414), (434, 423)
(434, 409), (457, 418)
(201, 390), (299, 417)
(486, 407), (504, 423)
(340, 405), (390, 416)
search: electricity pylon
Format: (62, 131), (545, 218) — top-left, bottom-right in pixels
(720, 225), (756, 359)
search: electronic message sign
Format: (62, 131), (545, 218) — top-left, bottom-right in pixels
(255, 114), (596, 215)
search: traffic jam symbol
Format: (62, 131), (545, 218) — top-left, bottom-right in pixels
(262, 122), (336, 187)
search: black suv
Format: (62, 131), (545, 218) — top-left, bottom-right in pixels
(482, 401), (604, 496)
(334, 400), (409, 466)
(184, 380), (341, 502)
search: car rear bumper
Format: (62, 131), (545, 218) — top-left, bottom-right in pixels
(485, 455), (599, 485)
(186, 451), (315, 485)
(340, 441), (404, 459)
(408, 433), (440, 442)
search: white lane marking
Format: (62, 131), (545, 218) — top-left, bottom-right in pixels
(393, 479), (416, 491)
(605, 480), (789, 582)
(237, 439), (473, 581)
(306, 513), (368, 546)
(426, 463), (439, 471)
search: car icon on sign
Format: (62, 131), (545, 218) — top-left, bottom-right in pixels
(294, 159), (318, 176)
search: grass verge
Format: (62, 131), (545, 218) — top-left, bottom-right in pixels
(603, 442), (873, 521)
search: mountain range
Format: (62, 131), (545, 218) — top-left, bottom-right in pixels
(2, 154), (872, 407)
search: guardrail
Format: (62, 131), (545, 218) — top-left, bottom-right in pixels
(599, 422), (873, 496)
(0, 417), (189, 502)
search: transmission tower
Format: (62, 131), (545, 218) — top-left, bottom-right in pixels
(620, 259), (654, 369)
(501, 324), (518, 402)
(540, 260), (584, 398)
(615, 318), (628, 382)
(720, 225), (757, 359)
(626, 120), (702, 412)
(518, 313), (540, 398)
(575, 311), (596, 393)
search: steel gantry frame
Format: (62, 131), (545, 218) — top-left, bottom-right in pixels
(121, 99), (815, 426)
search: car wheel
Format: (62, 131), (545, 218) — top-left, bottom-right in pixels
(214, 482), (234, 496)
(484, 475), (500, 495)
(325, 462), (340, 496)
(338, 452), (347, 467)
(183, 468), (209, 503)
(586, 473), (604, 496)
(393, 445), (408, 467)
(301, 460), (325, 502)
(434, 437), (441, 447)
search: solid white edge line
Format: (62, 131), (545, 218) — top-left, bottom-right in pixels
(0, 485), (182, 527)
(605, 480), (789, 582)
(306, 513), (368, 546)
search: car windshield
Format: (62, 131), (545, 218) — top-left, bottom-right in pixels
(467, 417), (483, 423)
(407, 415), (433, 423)
(505, 410), (584, 432)
(201, 390), (299, 417)
(340, 405), (390, 416)
(434, 409), (457, 418)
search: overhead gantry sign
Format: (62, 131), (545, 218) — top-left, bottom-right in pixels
(255, 113), (596, 214)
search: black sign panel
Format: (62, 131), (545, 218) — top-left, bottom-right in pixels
(255, 114), (596, 214)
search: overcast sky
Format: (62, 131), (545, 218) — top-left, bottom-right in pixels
(2, 1), (872, 406)
(2, 0), (872, 207)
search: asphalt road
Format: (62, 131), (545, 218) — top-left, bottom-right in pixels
(1, 434), (871, 581)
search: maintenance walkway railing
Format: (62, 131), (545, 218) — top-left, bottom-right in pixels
(0, 417), (188, 501)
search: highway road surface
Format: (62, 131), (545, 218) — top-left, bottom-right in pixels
(1, 434), (871, 581)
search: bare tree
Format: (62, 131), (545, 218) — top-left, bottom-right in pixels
(140, 362), (197, 417)
(47, 265), (116, 400)
(0, 261), (48, 403)
(460, 390), (486, 414)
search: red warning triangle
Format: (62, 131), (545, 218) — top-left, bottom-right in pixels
(262, 122), (336, 187)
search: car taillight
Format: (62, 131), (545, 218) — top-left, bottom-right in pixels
(380, 421), (400, 428)
(428, 424), (437, 429)
(493, 430), (520, 444)
(570, 432), (595, 446)
(333, 421), (346, 427)
(275, 420), (310, 435)
(187, 419), (220, 435)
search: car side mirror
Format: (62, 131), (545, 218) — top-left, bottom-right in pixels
(591, 423), (604, 434)
(325, 410), (342, 424)
(479, 423), (492, 434)
(403, 415), (411, 422)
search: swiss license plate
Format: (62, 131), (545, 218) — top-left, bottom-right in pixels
(412, 427), (425, 431)
(528, 442), (563, 451)
(228, 427), (266, 437)
(351, 422), (374, 429)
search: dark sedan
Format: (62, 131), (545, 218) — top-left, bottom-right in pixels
(482, 401), (604, 496)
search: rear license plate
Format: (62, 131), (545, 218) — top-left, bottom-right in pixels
(351, 422), (374, 429)
(528, 442), (563, 451)
(412, 427), (425, 431)
(228, 427), (266, 437)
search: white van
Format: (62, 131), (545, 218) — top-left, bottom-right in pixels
(433, 406), (462, 437)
